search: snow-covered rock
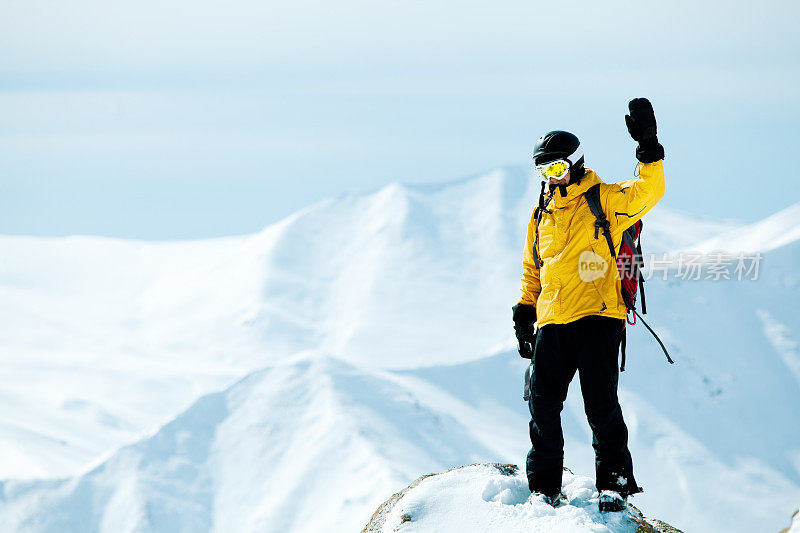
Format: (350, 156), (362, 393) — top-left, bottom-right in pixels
(362, 463), (682, 533)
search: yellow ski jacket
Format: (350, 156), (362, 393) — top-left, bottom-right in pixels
(518, 160), (665, 326)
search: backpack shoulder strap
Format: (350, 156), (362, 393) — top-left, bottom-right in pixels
(532, 182), (552, 269)
(584, 184), (616, 258)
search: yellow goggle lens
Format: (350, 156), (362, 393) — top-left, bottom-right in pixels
(538, 160), (569, 179)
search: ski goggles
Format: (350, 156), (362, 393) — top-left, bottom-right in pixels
(536, 159), (570, 180)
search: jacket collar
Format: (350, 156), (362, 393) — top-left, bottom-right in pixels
(545, 169), (600, 207)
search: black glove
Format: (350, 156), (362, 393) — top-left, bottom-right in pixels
(512, 303), (537, 359)
(625, 97), (664, 163)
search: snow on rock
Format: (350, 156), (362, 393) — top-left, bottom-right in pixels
(363, 463), (682, 533)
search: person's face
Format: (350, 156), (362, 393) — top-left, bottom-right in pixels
(548, 169), (571, 186)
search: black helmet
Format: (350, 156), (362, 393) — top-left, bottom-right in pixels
(532, 130), (585, 182)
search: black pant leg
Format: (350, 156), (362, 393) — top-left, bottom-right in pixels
(573, 316), (640, 495)
(526, 322), (577, 493)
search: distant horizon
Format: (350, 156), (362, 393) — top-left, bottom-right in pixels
(1, 0), (798, 239)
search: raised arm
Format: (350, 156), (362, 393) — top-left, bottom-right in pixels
(604, 160), (665, 236)
(605, 98), (666, 236)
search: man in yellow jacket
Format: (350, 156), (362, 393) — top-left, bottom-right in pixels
(512, 98), (665, 511)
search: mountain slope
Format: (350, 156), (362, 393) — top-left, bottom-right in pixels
(691, 201), (800, 253)
(0, 356), (525, 533)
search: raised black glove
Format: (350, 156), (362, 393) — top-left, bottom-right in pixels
(625, 97), (664, 163)
(512, 303), (537, 359)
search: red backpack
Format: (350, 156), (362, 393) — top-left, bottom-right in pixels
(584, 184), (673, 371)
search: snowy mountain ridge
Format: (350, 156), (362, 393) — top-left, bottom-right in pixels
(1, 167), (799, 531)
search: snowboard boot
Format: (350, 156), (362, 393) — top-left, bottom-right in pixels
(531, 490), (566, 508)
(598, 490), (627, 512)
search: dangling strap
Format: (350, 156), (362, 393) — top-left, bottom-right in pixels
(635, 237), (647, 314)
(620, 328), (627, 372)
(639, 271), (647, 315)
(633, 309), (674, 364)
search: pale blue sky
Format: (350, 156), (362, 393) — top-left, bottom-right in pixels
(1, 0), (798, 239)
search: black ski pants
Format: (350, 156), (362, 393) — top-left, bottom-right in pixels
(526, 315), (639, 495)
